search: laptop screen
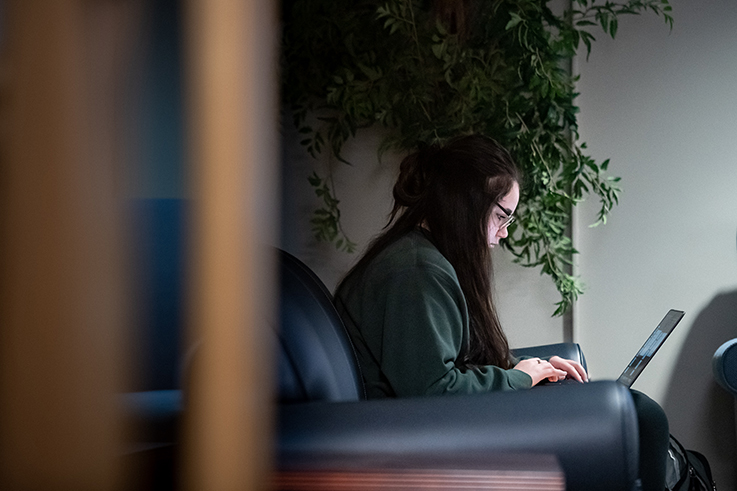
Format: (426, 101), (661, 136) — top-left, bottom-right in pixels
(617, 309), (685, 387)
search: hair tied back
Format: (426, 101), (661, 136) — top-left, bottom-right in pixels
(393, 143), (440, 208)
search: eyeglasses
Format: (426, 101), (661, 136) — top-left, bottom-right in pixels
(494, 203), (515, 229)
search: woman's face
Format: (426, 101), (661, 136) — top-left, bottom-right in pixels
(487, 181), (520, 248)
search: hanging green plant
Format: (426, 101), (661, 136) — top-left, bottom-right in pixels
(281, 0), (673, 315)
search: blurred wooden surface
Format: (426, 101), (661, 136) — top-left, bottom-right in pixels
(274, 453), (565, 491)
(0, 1), (139, 488)
(181, 0), (279, 489)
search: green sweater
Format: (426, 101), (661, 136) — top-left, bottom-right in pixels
(334, 229), (532, 398)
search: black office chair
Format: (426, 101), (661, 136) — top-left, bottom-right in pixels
(275, 249), (641, 491)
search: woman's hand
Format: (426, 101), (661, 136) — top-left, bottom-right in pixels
(514, 358), (568, 386)
(548, 356), (588, 383)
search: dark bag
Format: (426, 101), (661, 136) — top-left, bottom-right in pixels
(664, 434), (716, 491)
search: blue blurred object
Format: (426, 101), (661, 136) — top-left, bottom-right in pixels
(122, 199), (186, 490)
(129, 198), (186, 392)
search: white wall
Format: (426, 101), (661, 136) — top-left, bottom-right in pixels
(574, 0), (737, 486)
(280, 124), (396, 288)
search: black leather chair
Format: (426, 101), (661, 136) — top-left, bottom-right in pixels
(275, 249), (641, 491)
(713, 338), (737, 398)
(120, 199), (642, 490)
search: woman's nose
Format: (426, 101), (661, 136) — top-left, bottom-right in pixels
(497, 226), (509, 239)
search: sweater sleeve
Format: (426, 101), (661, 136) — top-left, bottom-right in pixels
(376, 264), (532, 396)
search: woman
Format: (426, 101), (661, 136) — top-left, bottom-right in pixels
(333, 134), (669, 491)
(334, 134), (584, 395)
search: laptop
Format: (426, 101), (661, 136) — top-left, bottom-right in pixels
(616, 309), (684, 387)
(541, 309), (685, 387)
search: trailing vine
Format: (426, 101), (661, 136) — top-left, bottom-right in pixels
(281, 0), (673, 314)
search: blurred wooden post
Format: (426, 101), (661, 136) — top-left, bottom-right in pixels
(0, 1), (139, 488)
(182, 0), (279, 489)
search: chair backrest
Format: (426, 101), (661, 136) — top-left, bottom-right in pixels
(127, 199), (363, 403)
(276, 249), (365, 403)
(713, 338), (737, 398)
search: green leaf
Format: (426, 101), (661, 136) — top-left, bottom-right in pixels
(610, 18), (619, 38)
(505, 13), (523, 30)
(307, 172), (321, 187)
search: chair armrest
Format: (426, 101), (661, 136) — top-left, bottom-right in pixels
(277, 380), (637, 491)
(512, 342), (588, 373)
(713, 338), (737, 397)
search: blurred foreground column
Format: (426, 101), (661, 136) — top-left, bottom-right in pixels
(0, 1), (139, 488)
(182, 0), (279, 489)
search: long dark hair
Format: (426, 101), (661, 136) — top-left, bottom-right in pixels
(341, 135), (521, 369)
